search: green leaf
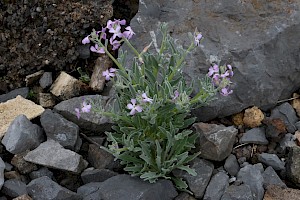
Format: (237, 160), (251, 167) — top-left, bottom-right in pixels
(155, 140), (162, 170)
(177, 165), (197, 176)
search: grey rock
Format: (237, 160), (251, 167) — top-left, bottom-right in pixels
(193, 122), (238, 161)
(204, 171), (229, 200)
(29, 167), (54, 180)
(239, 127), (268, 145)
(39, 72), (52, 89)
(77, 182), (103, 198)
(4, 162), (13, 171)
(0, 157), (5, 190)
(221, 184), (253, 200)
(2, 115), (45, 154)
(173, 158), (214, 199)
(0, 87), (29, 103)
(270, 103), (299, 133)
(277, 133), (296, 154)
(54, 95), (112, 133)
(78, 174), (177, 200)
(1, 179), (27, 198)
(262, 166), (287, 189)
(24, 140), (87, 174)
(295, 121), (300, 130)
(27, 176), (81, 200)
(286, 146), (300, 187)
(237, 164), (264, 200)
(81, 168), (117, 184)
(40, 109), (81, 151)
(174, 192), (196, 200)
(224, 154), (240, 176)
(122, 0), (300, 121)
(11, 152), (38, 174)
(258, 153), (285, 170)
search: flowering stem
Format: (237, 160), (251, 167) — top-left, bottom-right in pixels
(122, 37), (141, 58)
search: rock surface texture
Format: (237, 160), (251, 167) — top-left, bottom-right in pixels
(124, 0), (300, 121)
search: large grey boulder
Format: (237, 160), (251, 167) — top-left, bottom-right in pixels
(24, 140), (88, 174)
(2, 115), (45, 154)
(123, 0), (300, 121)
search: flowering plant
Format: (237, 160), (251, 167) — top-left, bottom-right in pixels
(79, 19), (233, 191)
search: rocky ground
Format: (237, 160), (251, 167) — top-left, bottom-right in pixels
(1, 0), (300, 200)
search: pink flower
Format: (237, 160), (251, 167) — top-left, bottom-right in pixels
(123, 26), (135, 39)
(110, 38), (121, 50)
(107, 19), (125, 40)
(220, 87), (233, 96)
(81, 101), (91, 113)
(75, 108), (81, 119)
(194, 30), (203, 46)
(127, 99), (143, 115)
(172, 90), (180, 100)
(90, 44), (105, 54)
(142, 93), (153, 103)
(208, 64), (219, 77)
(102, 68), (117, 81)
(82, 35), (90, 44)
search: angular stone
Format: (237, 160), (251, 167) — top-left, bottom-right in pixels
(27, 176), (81, 200)
(54, 95), (112, 133)
(239, 127), (268, 145)
(270, 102), (299, 133)
(50, 71), (88, 100)
(25, 70), (44, 86)
(173, 158), (214, 199)
(38, 93), (56, 108)
(263, 166), (287, 189)
(0, 95), (44, 138)
(2, 179), (27, 198)
(29, 167), (54, 180)
(224, 154), (240, 176)
(0, 87), (29, 103)
(193, 122), (238, 161)
(24, 140), (87, 174)
(77, 182), (103, 198)
(81, 168), (117, 184)
(258, 153), (285, 171)
(40, 109), (81, 151)
(87, 144), (117, 170)
(286, 146), (300, 187)
(12, 194), (32, 200)
(221, 184), (253, 200)
(39, 72), (52, 89)
(174, 192), (196, 200)
(122, 0), (300, 121)
(78, 174), (177, 200)
(243, 106), (264, 128)
(89, 54), (113, 92)
(237, 164), (264, 200)
(2, 115), (44, 154)
(277, 133), (296, 154)
(203, 171), (229, 200)
(264, 185), (300, 200)
(0, 157), (5, 190)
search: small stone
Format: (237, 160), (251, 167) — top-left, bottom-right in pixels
(221, 184), (253, 200)
(2, 179), (27, 198)
(50, 71), (88, 100)
(11, 152), (38, 174)
(258, 153), (285, 171)
(0, 96), (44, 138)
(193, 122), (238, 161)
(81, 168), (117, 184)
(25, 70), (44, 86)
(0, 157), (5, 190)
(0, 87), (29, 103)
(12, 194), (32, 200)
(239, 127), (269, 145)
(264, 185), (300, 200)
(38, 93), (56, 108)
(203, 172), (229, 200)
(263, 166), (287, 189)
(265, 118), (287, 141)
(2, 115), (44, 154)
(243, 106), (264, 128)
(291, 93), (300, 117)
(29, 167), (54, 180)
(295, 130), (300, 146)
(39, 72), (52, 89)
(87, 144), (116, 169)
(277, 133), (296, 154)
(232, 112), (244, 126)
(224, 154), (240, 176)
(286, 146), (300, 187)
(27, 176), (81, 200)
(24, 140), (87, 174)
(174, 192), (196, 200)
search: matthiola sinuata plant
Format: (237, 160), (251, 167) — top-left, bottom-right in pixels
(78, 19), (234, 191)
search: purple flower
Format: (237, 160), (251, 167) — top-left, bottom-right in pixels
(220, 87), (233, 96)
(172, 90), (179, 100)
(81, 101), (91, 113)
(127, 99), (143, 115)
(82, 35), (90, 44)
(142, 93), (153, 103)
(194, 31), (203, 46)
(90, 44), (105, 54)
(208, 64), (219, 77)
(227, 65), (234, 77)
(123, 26), (135, 39)
(110, 38), (121, 50)
(212, 74), (220, 86)
(75, 108), (81, 119)
(96, 27), (107, 40)
(220, 70), (230, 78)
(107, 19), (125, 40)
(102, 68), (117, 81)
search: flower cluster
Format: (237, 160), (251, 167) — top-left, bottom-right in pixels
(208, 64), (233, 96)
(75, 100), (91, 119)
(127, 93), (153, 115)
(82, 19), (135, 53)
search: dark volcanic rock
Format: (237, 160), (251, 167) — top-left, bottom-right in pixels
(286, 146), (300, 187)
(122, 0), (300, 121)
